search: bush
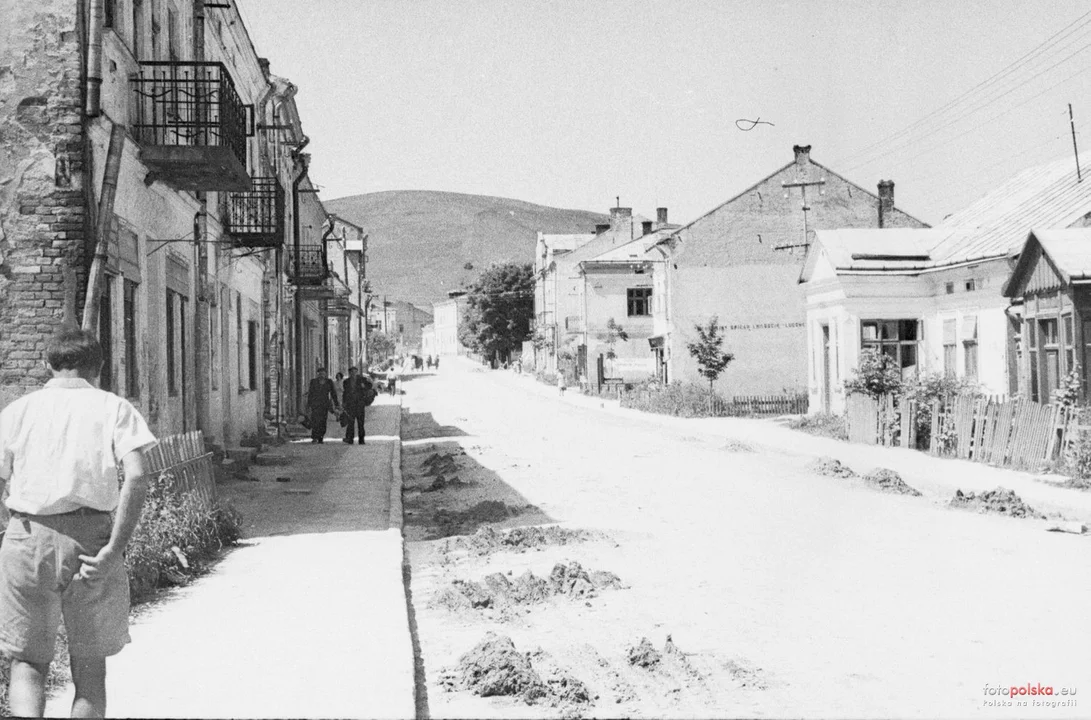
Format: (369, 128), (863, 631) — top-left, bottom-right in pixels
(620, 380), (729, 418)
(126, 471), (243, 602)
(786, 413), (848, 441)
(845, 348), (902, 399)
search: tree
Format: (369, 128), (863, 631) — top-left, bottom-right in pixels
(686, 316), (734, 409)
(366, 331), (397, 367)
(599, 318), (629, 360)
(459, 262), (534, 365)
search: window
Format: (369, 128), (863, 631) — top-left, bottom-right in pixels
(941, 319), (957, 375)
(132, 0), (144, 60)
(105, 0), (116, 28)
(965, 279), (977, 292)
(236, 293), (243, 391)
(209, 301), (218, 391)
(1028, 319), (1039, 402)
(963, 315), (978, 379)
(247, 321), (259, 391)
(627, 287), (652, 317)
(1063, 314), (1075, 376)
(167, 8), (179, 61)
(861, 319), (921, 378)
(1039, 317), (1060, 401)
(99, 277), (114, 392)
(123, 279), (139, 398)
(166, 290), (177, 396)
(945, 282), (954, 295)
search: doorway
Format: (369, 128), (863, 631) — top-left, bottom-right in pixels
(821, 324), (831, 412)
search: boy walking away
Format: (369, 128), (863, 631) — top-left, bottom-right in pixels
(341, 367), (370, 445)
(305, 367), (338, 443)
(0, 326), (157, 718)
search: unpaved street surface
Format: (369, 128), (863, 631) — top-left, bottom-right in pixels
(402, 360), (1090, 719)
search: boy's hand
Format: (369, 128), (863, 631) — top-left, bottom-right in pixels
(75, 544), (122, 582)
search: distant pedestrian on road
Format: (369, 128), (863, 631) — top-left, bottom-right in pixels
(434, 356), (440, 371)
(386, 366), (398, 396)
(557, 373), (567, 396)
(341, 367), (370, 445)
(306, 367), (338, 443)
(0, 326), (158, 718)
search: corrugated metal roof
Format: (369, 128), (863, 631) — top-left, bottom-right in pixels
(929, 156), (1091, 264)
(1032, 228), (1091, 280)
(812, 156), (1091, 274)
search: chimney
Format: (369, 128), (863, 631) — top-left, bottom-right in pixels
(657, 207), (668, 225)
(609, 206), (634, 243)
(610, 206), (632, 219)
(258, 58), (271, 77)
(642, 220), (654, 235)
(877, 180), (895, 228)
(595, 223), (610, 234)
(793, 144), (811, 165)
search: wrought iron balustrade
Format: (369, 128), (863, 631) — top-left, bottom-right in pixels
(290, 246), (328, 286)
(225, 178), (284, 247)
(130, 61), (250, 190)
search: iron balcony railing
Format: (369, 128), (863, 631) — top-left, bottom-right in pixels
(225, 177), (284, 248)
(131, 61), (248, 168)
(290, 246), (328, 286)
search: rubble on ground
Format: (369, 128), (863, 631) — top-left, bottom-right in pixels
(722, 440), (754, 452)
(453, 634), (549, 703)
(445, 524), (601, 555)
(435, 562), (624, 611)
(809, 456), (856, 478)
(431, 501), (526, 537)
(627, 637), (662, 669)
(949, 487), (1045, 519)
(861, 468), (922, 496)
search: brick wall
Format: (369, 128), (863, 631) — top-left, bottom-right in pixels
(0, 0), (87, 408)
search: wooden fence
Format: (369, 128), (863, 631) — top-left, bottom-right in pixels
(143, 430), (216, 509)
(718, 393), (809, 417)
(846, 394), (1076, 470)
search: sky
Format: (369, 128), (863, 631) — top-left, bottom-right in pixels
(239, 0), (1091, 228)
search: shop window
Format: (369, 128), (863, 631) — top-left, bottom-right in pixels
(627, 288), (652, 317)
(860, 319), (921, 378)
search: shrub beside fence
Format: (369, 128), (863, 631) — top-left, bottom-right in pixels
(617, 382), (808, 418)
(142, 430), (216, 509)
(846, 393), (1076, 470)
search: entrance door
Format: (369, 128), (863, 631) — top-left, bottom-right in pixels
(821, 324), (831, 412)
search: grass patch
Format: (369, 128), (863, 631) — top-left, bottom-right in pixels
(0, 473), (242, 713)
(786, 413), (848, 441)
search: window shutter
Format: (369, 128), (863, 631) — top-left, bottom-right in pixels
(962, 315), (978, 341)
(943, 319), (956, 345)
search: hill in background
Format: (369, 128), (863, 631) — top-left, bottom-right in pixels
(325, 190), (610, 308)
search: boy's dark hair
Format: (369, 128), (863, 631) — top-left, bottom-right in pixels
(47, 325), (104, 375)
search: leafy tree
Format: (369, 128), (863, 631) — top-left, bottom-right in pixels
(459, 261), (534, 364)
(366, 331), (397, 367)
(686, 317), (735, 407)
(598, 318), (629, 360)
(844, 348), (903, 399)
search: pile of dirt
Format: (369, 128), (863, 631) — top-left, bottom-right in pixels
(722, 440), (754, 453)
(627, 637), (662, 669)
(448, 525), (599, 555)
(423, 475), (468, 492)
(421, 451), (464, 477)
(861, 468), (922, 496)
(809, 457), (856, 478)
(431, 501), (528, 538)
(435, 562), (624, 611)
(452, 633), (549, 703)
(949, 487), (1046, 519)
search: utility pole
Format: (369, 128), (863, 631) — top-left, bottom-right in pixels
(775, 176), (826, 253)
(1070, 103), (1082, 182)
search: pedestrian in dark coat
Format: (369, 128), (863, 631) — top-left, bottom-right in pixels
(306, 367), (338, 443)
(341, 367), (370, 444)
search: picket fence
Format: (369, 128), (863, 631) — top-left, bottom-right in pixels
(846, 394), (1076, 470)
(143, 430), (216, 509)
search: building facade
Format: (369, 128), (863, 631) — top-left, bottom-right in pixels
(653, 144), (925, 401)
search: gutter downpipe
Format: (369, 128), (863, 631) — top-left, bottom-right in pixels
(86, 0), (104, 117)
(292, 159), (309, 415)
(320, 217), (335, 369)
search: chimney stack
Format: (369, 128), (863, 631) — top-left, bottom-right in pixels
(642, 220), (654, 235)
(793, 144), (812, 165)
(657, 207), (668, 225)
(877, 180), (895, 228)
(608, 207), (633, 243)
(609, 206), (632, 219)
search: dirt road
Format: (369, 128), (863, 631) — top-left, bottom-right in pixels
(401, 359), (1089, 719)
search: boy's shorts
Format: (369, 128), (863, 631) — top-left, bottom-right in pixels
(0, 512), (130, 664)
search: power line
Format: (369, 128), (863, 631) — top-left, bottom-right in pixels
(836, 9), (1091, 170)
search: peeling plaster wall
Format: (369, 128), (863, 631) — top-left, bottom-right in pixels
(0, 1), (87, 409)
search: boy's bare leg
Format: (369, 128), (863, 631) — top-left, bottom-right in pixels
(9, 658), (48, 717)
(69, 655), (106, 718)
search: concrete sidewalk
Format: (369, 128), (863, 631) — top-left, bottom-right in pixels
(46, 397), (415, 719)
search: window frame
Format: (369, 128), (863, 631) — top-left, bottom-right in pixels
(627, 287), (652, 317)
(860, 318), (922, 378)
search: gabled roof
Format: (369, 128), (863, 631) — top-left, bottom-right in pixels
(562, 214), (652, 265)
(583, 225), (680, 264)
(1002, 228), (1091, 297)
(807, 155), (1091, 278)
(930, 156), (1091, 264)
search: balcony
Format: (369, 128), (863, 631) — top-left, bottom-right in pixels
(321, 297), (353, 318)
(225, 178), (284, 248)
(290, 247), (328, 289)
(131, 62), (250, 191)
